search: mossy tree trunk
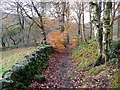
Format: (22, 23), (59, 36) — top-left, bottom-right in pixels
(102, 1), (112, 63)
(117, 18), (120, 39)
(89, 5), (93, 40)
(90, 1), (112, 65)
(90, 2), (103, 65)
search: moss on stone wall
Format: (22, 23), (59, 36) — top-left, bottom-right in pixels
(0, 45), (54, 89)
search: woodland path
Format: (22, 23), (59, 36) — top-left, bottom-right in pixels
(29, 47), (78, 88)
(29, 47), (119, 89)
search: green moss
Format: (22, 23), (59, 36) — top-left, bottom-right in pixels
(35, 75), (46, 82)
(15, 82), (27, 89)
(83, 76), (91, 82)
(109, 71), (120, 88)
(113, 85), (120, 89)
(71, 41), (98, 69)
(86, 65), (109, 76)
(75, 54), (81, 59)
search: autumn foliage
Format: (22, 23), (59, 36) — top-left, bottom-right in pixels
(47, 29), (79, 52)
(47, 30), (67, 52)
(70, 36), (79, 48)
(46, 20), (79, 52)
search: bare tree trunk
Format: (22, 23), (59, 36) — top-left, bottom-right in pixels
(78, 14), (82, 41)
(2, 36), (6, 47)
(66, 2), (70, 44)
(73, 2), (82, 41)
(60, 2), (65, 32)
(102, 1), (112, 64)
(55, 2), (66, 32)
(6, 38), (10, 47)
(31, 1), (47, 45)
(82, 2), (87, 42)
(17, 2), (47, 45)
(17, 3), (25, 46)
(27, 21), (34, 45)
(10, 36), (17, 45)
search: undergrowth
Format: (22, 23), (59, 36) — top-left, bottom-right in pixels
(71, 40), (120, 88)
(85, 65), (110, 76)
(71, 41), (98, 69)
(109, 70), (120, 88)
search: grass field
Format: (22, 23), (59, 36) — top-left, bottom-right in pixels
(0, 46), (38, 76)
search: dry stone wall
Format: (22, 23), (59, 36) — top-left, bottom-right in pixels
(0, 45), (54, 89)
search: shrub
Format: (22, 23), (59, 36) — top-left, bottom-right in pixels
(108, 40), (120, 63)
(47, 30), (67, 52)
(35, 75), (46, 83)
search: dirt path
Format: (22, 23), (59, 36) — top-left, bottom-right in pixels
(29, 48), (76, 88)
(29, 48), (119, 88)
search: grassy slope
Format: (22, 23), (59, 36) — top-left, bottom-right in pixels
(71, 41), (119, 88)
(0, 46), (38, 74)
(71, 41), (98, 69)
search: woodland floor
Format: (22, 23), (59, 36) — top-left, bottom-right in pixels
(29, 46), (120, 89)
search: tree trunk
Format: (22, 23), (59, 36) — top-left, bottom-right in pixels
(6, 38), (9, 47)
(89, 6), (93, 40)
(82, 2), (87, 42)
(117, 18), (120, 39)
(60, 2), (66, 32)
(78, 15), (82, 41)
(66, 2), (70, 44)
(2, 36), (6, 47)
(31, 1), (47, 45)
(10, 36), (17, 45)
(17, 2), (47, 45)
(90, 2), (103, 65)
(102, 1), (112, 63)
(17, 4), (26, 46)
